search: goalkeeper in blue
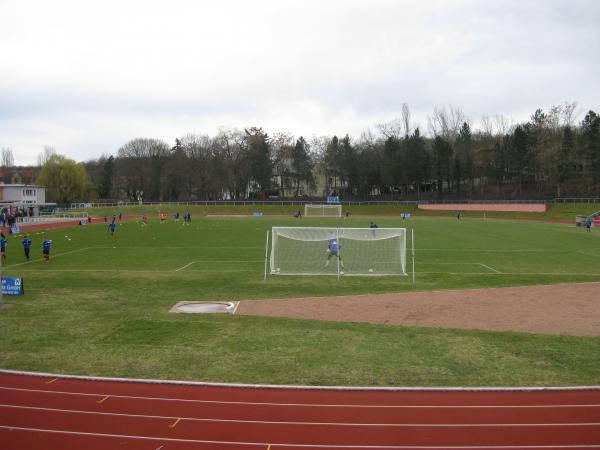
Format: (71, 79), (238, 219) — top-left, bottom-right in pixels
(325, 234), (344, 268)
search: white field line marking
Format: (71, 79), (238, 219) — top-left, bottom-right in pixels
(232, 301), (241, 315)
(578, 251), (600, 257)
(174, 261), (196, 272)
(479, 263), (502, 274)
(417, 248), (568, 253)
(1, 387), (599, 409)
(416, 271), (600, 276)
(1, 426), (599, 450)
(1, 404), (600, 428)
(3, 246), (108, 269)
(423, 263), (485, 265)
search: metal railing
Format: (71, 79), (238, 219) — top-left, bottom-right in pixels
(59, 198), (600, 210)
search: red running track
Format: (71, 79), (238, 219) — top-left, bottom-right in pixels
(1, 371), (599, 449)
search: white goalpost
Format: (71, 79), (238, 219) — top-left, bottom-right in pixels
(304, 204), (342, 217)
(269, 227), (407, 276)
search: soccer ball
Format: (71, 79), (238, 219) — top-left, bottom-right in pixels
(340, 271), (344, 275)
(368, 268), (373, 273)
(276, 268), (281, 272)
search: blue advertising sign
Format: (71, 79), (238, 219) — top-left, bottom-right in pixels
(10, 226), (20, 234)
(2, 277), (24, 296)
(326, 196), (340, 204)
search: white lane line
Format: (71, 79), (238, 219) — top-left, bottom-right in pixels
(174, 261), (196, 272)
(1, 404), (599, 428)
(232, 301), (241, 315)
(479, 263), (502, 274)
(1, 425), (599, 449)
(1, 387), (599, 409)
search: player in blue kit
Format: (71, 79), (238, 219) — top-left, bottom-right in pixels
(1, 232), (6, 261)
(109, 221), (116, 238)
(22, 235), (32, 260)
(325, 234), (344, 268)
(42, 238), (52, 261)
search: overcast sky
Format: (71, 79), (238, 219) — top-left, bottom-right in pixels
(1, 0), (599, 166)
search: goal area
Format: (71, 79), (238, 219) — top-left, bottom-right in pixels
(269, 227), (407, 276)
(304, 204), (342, 217)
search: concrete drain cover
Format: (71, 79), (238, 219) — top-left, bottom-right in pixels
(170, 301), (237, 314)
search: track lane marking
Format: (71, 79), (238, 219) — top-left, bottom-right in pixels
(168, 417), (181, 428)
(96, 395), (110, 404)
(2, 386), (600, 409)
(1, 425), (599, 449)
(1, 404), (599, 427)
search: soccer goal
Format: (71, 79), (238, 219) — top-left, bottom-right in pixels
(304, 204), (342, 217)
(269, 227), (407, 276)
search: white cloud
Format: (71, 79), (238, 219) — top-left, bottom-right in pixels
(1, 0), (599, 165)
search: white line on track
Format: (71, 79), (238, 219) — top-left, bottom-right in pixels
(479, 263), (502, 274)
(1, 386), (599, 409)
(1, 425), (599, 449)
(1, 404), (599, 428)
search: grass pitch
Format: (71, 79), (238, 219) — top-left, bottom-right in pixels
(1, 211), (599, 387)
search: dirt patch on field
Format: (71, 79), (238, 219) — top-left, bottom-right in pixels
(235, 282), (600, 336)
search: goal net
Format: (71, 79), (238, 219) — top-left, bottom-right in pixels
(304, 204), (342, 217)
(270, 227), (406, 276)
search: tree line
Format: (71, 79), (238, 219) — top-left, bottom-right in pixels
(3, 103), (600, 204)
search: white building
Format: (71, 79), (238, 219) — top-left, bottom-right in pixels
(0, 184), (47, 215)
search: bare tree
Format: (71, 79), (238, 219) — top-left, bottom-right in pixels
(401, 103), (412, 137)
(271, 131), (295, 197)
(1, 147), (14, 167)
(428, 106), (469, 142)
(492, 114), (514, 136)
(37, 145), (57, 167)
(376, 118), (403, 141)
(480, 116), (494, 137)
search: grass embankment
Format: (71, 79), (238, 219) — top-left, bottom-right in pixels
(1, 214), (599, 386)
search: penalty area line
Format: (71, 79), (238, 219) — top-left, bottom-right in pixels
(174, 261), (196, 272)
(479, 263), (502, 274)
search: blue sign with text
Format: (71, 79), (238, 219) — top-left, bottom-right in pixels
(2, 277), (24, 295)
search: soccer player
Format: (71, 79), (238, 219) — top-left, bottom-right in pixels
(22, 235), (32, 260)
(369, 221), (378, 237)
(42, 238), (52, 261)
(109, 221), (116, 238)
(325, 234), (343, 268)
(0, 232), (6, 261)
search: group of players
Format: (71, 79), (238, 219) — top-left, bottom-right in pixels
(0, 232), (52, 262)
